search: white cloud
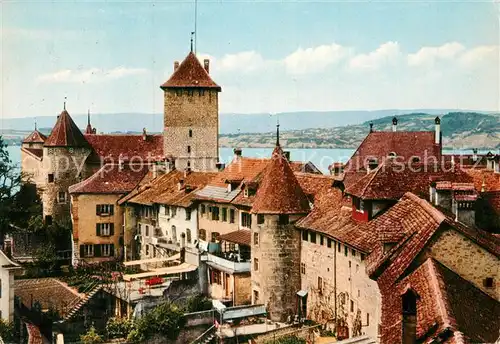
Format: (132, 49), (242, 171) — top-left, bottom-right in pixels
(408, 42), (465, 67)
(36, 67), (148, 84)
(216, 51), (267, 73)
(458, 45), (498, 68)
(284, 43), (350, 75)
(349, 41), (401, 71)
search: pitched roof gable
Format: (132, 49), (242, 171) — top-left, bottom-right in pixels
(44, 110), (90, 147)
(23, 129), (47, 144)
(160, 52), (221, 90)
(251, 146), (310, 214)
(84, 134), (163, 163)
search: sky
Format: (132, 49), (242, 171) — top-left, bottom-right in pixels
(1, 0), (499, 119)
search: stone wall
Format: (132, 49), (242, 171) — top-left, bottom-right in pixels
(251, 214), (302, 322)
(163, 89), (219, 172)
(300, 229), (381, 339)
(234, 273), (251, 305)
(422, 227), (499, 299)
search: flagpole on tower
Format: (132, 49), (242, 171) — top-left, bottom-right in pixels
(194, 0), (198, 54)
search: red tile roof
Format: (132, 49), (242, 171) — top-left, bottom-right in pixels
(44, 109), (90, 147)
(345, 131), (440, 172)
(465, 168), (500, 192)
(251, 146), (310, 214)
(69, 164), (150, 194)
(209, 157), (270, 188)
(23, 129), (47, 144)
(219, 230), (251, 246)
(160, 52), (221, 90)
(345, 161), (472, 200)
(84, 134), (163, 163)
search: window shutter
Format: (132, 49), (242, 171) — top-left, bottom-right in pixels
(94, 244), (101, 257)
(96, 205), (101, 215)
(110, 205), (114, 215)
(80, 245), (85, 258)
(110, 244), (115, 257)
(96, 224), (101, 236)
(110, 223), (114, 236)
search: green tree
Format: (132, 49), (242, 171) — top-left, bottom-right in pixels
(134, 302), (186, 342)
(185, 294), (213, 312)
(106, 317), (133, 339)
(0, 319), (15, 342)
(80, 326), (103, 344)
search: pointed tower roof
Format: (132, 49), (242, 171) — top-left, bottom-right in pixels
(251, 146), (311, 214)
(160, 52), (221, 90)
(44, 109), (90, 147)
(22, 128), (47, 144)
(85, 110), (93, 134)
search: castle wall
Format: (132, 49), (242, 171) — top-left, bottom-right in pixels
(163, 89), (219, 172)
(251, 214), (302, 322)
(20, 150), (44, 186)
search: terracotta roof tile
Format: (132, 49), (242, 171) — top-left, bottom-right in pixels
(219, 230), (251, 246)
(84, 134), (163, 163)
(23, 129), (47, 144)
(160, 52), (221, 90)
(251, 146), (311, 214)
(44, 110), (90, 147)
(465, 168), (500, 192)
(69, 163), (150, 194)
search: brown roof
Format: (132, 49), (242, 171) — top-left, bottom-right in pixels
(251, 146), (310, 214)
(44, 109), (90, 147)
(22, 129), (47, 144)
(209, 157), (270, 188)
(345, 131), (440, 172)
(84, 134), (163, 163)
(69, 164), (151, 194)
(125, 170), (217, 207)
(160, 52), (221, 90)
(219, 230), (251, 246)
(345, 161), (472, 200)
(465, 168), (500, 192)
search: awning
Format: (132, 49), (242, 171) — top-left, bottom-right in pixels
(297, 290), (308, 297)
(123, 253), (181, 266)
(123, 262), (197, 281)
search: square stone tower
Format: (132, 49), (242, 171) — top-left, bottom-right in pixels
(160, 52), (221, 172)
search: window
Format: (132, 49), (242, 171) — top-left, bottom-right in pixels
(310, 232), (316, 244)
(185, 208), (191, 221)
(356, 264), (359, 273)
(48, 174), (54, 183)
(358, 289), (361, 297)
(186, 229), (192, 243)
(188, 129), (193, 138)
(253, 290), (259, 303)
(360, 253), (366, 261)
(320, 235), (324, 246)
(254, 258), (259, 271)
(302, 230), (308, 241)
(338, 243), (341, 253)
(96, 223), (114, 236)
(229, 209), (235, 223)
(165, 206), (170, 216)
(45, 215), (53, 225)
(199, 229), (207, 241)
(278, 214), (289, 225)
(211, 207), (220, 221)
(57, 192), (67, 203)
(200, 204), (206, 214)
(82, 244), (94, 257)
(349, 261), (351, 268)
(257, 214), (265, 224)
(171, 207), (177, 217)
(101, 244), (114, 257)
(222, 208), (228, 222)
(172, 226), (177, 241)
(96, 204), (114, 215)
(301, 263), (306, 274)
(176, 89), (182, 96)
(350, 300), (354, 312)
(484, 277), (494, 288)
(241, 212), (252, 228)
(318, 277), (323, 293)
(344, 246), (348, 257)
(327, 239), (332, 248)
(145, 245), (150, 256)
(254, 233), (259, 245)
(352, 249), (356, 257)
(187, 146), (191, 153)
(366, 313), (370, 326)
(145, 225), (150, 237)
(211, 232), (220, 243)
(211, 270), (221, 284)
(199, 89), (205, 96)
(187, 160), (191, 168)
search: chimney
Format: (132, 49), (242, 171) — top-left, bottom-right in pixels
(142, 128), (147, 141)
(392, 117), (398, 132)
(234, 148), (242, 161)
(472, 148), (478, 162)
(453, 196), (477, 228)
(369, 123), (374, 133)
(92, 128), (97, 134)
(178, 178), (184, 191)
(435, 116), (441, 144)
(283, 151), (291, 161)
(204, 59), (210, 74)
(174, 61), (180, 71)
(216, 162), (225, 171)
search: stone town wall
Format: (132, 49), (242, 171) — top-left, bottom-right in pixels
(234, 273), (251, 305)
(20, 150), (44, 187)
(72, 193), (124, 263)
(42, 147), (92, 225)
(251, 214), (302, 322)
(300, 230), (381, 339)
(163, 89), (219, 172)
(422, 228), (499, 299)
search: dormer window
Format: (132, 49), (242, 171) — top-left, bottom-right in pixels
(244, 189), (249, 197)
(353, 197), (364, 213)
(367, 158), (378, 170)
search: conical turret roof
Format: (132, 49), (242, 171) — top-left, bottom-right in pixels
(44, 109), (90, 147)
(160, 52), (221, 90)
(251, 145), (310, 214)
(23, 129), (47, 144)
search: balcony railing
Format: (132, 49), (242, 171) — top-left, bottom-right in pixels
(205, 252), (251, 273)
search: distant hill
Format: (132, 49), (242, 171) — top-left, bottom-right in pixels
(1, 110), (498, 149)
(219, 112), (500, 150)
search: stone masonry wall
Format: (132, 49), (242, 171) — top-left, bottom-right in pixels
(251, 214), (302, 322)
(163, 89), (219, 172)
(235, 273), (251, 305)
(422, 228), (499, 299)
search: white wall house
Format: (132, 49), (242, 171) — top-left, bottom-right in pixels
(0, 250), (21, 322)
(158, 204), (198, 250)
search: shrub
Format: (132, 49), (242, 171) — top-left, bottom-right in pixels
(80, 326), (103, 344)
(0, 319), (15, 342)
(106, 317), (133, 339)
(186, 294), (213, 312)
